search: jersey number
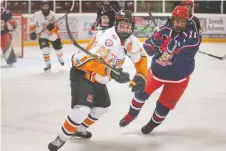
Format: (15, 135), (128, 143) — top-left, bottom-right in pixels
(189, 31), (197, 39)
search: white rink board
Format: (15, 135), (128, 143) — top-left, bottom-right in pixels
(1, 43), (226, 151)
(23, 13), (226, 41)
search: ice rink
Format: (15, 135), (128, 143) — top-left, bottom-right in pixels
(1, 43), (226, 151)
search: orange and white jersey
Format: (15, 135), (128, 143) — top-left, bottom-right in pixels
(72, 27), (147, 84)
(29, 10), (59, 40)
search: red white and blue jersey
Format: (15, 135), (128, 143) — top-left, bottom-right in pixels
(143, 25), (201, 82)
(165, 15), (201, 38)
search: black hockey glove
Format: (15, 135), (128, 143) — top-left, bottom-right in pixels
(30, 32), (37, 40)
(109, 68), (130, 83)
(47, 23), (55, 31)
(130, 75), (146, 93)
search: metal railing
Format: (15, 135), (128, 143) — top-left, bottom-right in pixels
(3, 0), (225, 14)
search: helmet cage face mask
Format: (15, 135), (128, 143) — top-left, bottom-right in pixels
(116, 21), (133, 40)
(115, 12), (135, 41)
(41, 3), (50, 16)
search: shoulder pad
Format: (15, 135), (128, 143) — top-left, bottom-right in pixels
(126, 35), (141, 53)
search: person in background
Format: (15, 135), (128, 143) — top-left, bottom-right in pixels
(29, 0), (64, 72)
(1, 6), (17, 66)
(85, 1), (117, 51)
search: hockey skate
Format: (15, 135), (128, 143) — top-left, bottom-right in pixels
(4, 58), (17, 67)
(48, 136), (65, 151)
(60, 61), (64, 66)
(44, 64), (51, 72)
(71, 130), (92, 139)
(141, 122), (155, 134)
(119, 113), (136, 127)
(57, 58), (64, 66)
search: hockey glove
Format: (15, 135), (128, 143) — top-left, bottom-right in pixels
(91, 22), (98, 31)
(91, 24), (96, 31)
(107, 68), (130, 83)
(30, 32), (37, 40)
(47, 23), (55, 31)
(130, 75), (146, 93)
(143, 42), (161, 56)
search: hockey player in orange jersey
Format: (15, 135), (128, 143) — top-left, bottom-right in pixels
(29, 1), (64, 72)
(0, 6), (17, 66)
(48, 10), (147, 151)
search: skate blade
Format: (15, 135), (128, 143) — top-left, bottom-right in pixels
(44, 69), (51, 73)
(1, 65), (14, 68)
(119, 125), (123, 129)
(71, 136), (91, 140)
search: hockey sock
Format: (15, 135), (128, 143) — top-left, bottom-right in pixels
(55, 49), (64, 63)
(43, 54), (51, 66)
(78, 107), (108, 132)
(129, 92), (150, 117)
(56, 52), (64, 63)
(77, 114), (98, 132)
(148, 101), (170, 128)
(60, 115), (79, 140)
(42, 47), (51, 66)
(59, 106), (91, 141)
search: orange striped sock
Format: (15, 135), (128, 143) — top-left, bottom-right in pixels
(61, 116), (80, 136)
(80, 114), (98, 130)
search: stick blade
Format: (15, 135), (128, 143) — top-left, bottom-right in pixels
(221, 54), (226, 60)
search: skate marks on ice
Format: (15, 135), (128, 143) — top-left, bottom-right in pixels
(1, 64), (15, 68)
(64, 127), (226, 151)
(120, 128), (226, 150)
(67, 136), (161, 151)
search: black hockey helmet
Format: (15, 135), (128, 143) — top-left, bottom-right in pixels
(41, 0), (50, 16)
(103, 1), (112, 9)
(115, 10), (135, 41)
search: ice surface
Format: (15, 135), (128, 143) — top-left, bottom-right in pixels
(1, 43), (226, 151)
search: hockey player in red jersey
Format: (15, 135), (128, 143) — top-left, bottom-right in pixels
(165, 0), (201, 37)
(119, 6), (201, 134)
(0, 6), (17, 66)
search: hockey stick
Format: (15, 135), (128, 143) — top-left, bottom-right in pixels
(65, 14), (136, 86)
(141, 22), (150, 31)
(142, 0), (160, 31)
(37, 1), (75, 35)
(90, 16), (101, 31)
(198, 51), (226, 60)
(142, 0), (226, 61)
